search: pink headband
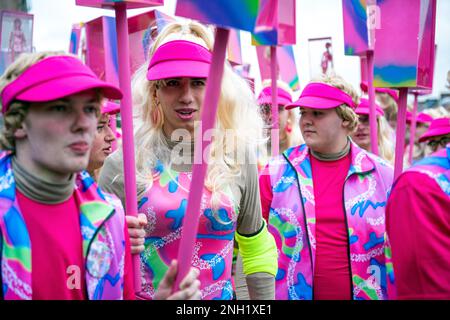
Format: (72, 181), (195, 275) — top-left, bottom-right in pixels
(355, 98), (384, 117)
(285, 82), (356, 110)
(102, 101), (120, 115)
(147, 40), (212, 81)
(360, 81), (399, 102)
(1, 55), (122, 113)
(419, 117), (450, 143)
(406, 111), (433, 124)
(257, 86), (292, 106)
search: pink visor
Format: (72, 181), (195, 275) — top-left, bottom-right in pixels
(285, 82), (356, 110)
(355, 98), (384, 117)
(1, 56), (123, 113)
(147, 40), (212, 81)
(257, 86), (292, 106)
(102, 101), (120, 115)
(406, 111), (433, 124)
(419, 117), (450, 142)
(360, 81), (399, 102)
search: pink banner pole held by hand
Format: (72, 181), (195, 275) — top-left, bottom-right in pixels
(114, 3), (141, 293)
(271, 45), (279, 157)
(366, 50), (379, 155)
(408, 92), (419, 165)
(394, 88), (408, 180)
(174, 27), (230, 291)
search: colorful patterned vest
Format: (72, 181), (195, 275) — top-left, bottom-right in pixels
(137, 161), (237, 300)
(406, 144), (450, 196)
(266, 142), (396, 300)
(0, 153), (126, 300)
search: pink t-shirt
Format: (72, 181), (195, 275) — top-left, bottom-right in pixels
(259, 154), (353, 299)
(310, 154), (352, 300)
(17, 190), (135, 300)
(386, 172), (450, 300)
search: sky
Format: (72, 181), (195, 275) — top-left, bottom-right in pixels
(29, 0), (450, 102)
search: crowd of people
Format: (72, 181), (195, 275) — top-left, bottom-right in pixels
(0, 20), (448, 300)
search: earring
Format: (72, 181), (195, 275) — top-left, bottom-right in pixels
(152, 101), (160, 124)
(285, 119), (292, 133)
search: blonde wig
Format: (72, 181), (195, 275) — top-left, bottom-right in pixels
(132, 21), (265, 209)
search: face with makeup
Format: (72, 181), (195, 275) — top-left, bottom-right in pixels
(351, 114), (371, 151)
(14, 90), (100, 181)
(156, 77), (206, 139)
(88, 113), (116, 174)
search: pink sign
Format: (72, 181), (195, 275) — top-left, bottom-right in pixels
(76, 0), (163, 9)
(69, 23), (83, 55)
(256, 45), (299, 91)
(128, 9), (174, 75)
(85, 16), (119, 88)
(252, 0), (296, 45)
(175, 0), (260, 32)
(227, 29), (243, 66)
(373, 0), (436, 89)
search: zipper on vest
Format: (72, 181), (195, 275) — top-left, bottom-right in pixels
(342, 175), (355, 300)
(284, 154), (315, 300)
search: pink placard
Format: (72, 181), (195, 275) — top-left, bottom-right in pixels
(373, 0), (436, 89)
(256, 45), (299, 91)
(342, 0), (377, 56)
(0, 10), (34, 74)
(227, 29), (243, 66)
(69, 23), (83, 55)
(76, 0), (163, 10)
(252, 0), (296, 45)
(85, 16), (119, 88)
(128, 9), (175, 75)
(176, 0), (260, 32)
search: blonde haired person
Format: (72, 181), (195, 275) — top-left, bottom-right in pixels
(256, 79), (303, 170)
(99, 21), (277, 300)
(259, 79), (304, 150)
(259, 74), (395, 300)
(0, 51), (200, 300)
(351, 97), (395, 164)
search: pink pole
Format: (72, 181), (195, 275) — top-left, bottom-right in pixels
(394, 88), (408, 180)
(270, 45), (279, 157)
(408, 92), (419, 165)
(366, 50), (379, 155)
(114, 3), (141, 293)
(174, 27), (230, 291)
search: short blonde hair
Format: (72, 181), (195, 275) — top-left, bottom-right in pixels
(314, 73), (360, 132)
(0, 51), (103, 152)
(0, 51), (67, 151)
(376, 92), (398, 123)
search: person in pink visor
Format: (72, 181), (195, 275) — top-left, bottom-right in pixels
(404, 111), (434, 166)
(98, 21), (277, 300)
(361, 81), (399, 130)
(386, 142), (450, 299)
(256, 80), (303, 171)
(418, 117), (450, 153)
(0, 52), (200, 300)
(351, 98), (394, 163)
(87, 101), (120, 181)
(260, 75), (395, 300)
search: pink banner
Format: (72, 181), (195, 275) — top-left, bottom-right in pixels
(76, 0), (163, 9)
(252, 0), (295, 45)
(256, 45), (299, 91)
(373, 0), (436, 89)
